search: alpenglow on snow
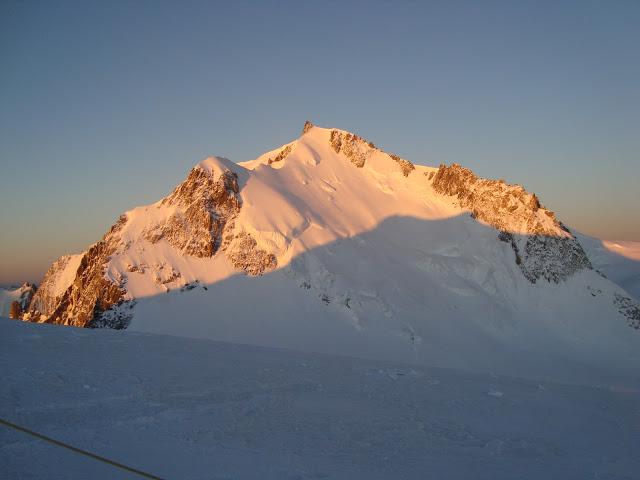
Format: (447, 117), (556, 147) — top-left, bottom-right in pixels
(13, 121), (640, 382)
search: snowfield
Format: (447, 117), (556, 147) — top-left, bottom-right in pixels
(5, 123), (640, 478)
(1, 318), (639, 480)
(579, 234), (640, 300)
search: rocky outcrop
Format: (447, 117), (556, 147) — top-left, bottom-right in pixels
(88, 300), (136, 330)
(9, 301), (22, 319)
(329, 129), (415, 176)
(267, 145), (292, 165)
(20, 160), (277, 328)
(27, 216), (129, 327)
(143, 162), (275, 276)
(432, 163), (592, 283)
(27, 255), (82, 319)
(50, 165), (244, 327)
(330, 130), (375, 168)
(390, 154), (415, 177)
(144, 166), (241, 257)
(224, 231), (277, 276)
(614, 294), (640, 329)
(302, 120), (314, 135)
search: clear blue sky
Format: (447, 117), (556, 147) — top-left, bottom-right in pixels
(1, 0), (639, 284)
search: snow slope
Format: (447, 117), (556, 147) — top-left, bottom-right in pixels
(1, 318), (638, 480)
(579, 234), (640, 300)
(17, 123), (640, 384)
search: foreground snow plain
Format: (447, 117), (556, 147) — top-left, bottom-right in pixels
(1, 319), (638, 479)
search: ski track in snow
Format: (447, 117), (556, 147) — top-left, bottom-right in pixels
(1, 319), (639, 480)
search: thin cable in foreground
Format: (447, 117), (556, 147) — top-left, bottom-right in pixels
(0, 417), (165, 480)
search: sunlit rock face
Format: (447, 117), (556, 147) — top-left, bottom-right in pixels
(329, 129), (375, 168)
(266, 145), (292, 165)
(20, 159), (279, 329)
(223, 232), (277, 276)
(25, 217), (128, 328)
(432, 163), (592, 283)
(144, 166), (242, 257)
(27, 255), (82, 320)
(389, 153), (415, 177)
(329, 128), (415, 177)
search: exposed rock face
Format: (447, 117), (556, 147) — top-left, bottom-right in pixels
(0, 283), (36, 319)
(29, 217), (129, 327)
(9, 301), (22, 319)
(330, 130), (375, 168)
(88, 300), (136, 330)
(432, 163), (592, 283)
(142, 162), (275, 275)
(267, 145), (292, 165)
(27, 255), (82, 319)
(21, 160), (278, 328)
(144, 166), (241, 257)
(390, 153), (415, 177)
(224, 232), (278, 276)
(614, 294), (640, 330)
(302, 120), (314, 135)
(329, 129), (415, 176)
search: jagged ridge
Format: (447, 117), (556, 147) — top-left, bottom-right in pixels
(15, 122), (638, 334)
(22, 159), (279, 328)
(144, 166), (241, 257)
(431, 163), (592, 283)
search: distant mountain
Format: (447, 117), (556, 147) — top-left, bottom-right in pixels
(0, 283), (36, 319)
(578, 235), (640, 300)
(14, 122), (640, 382)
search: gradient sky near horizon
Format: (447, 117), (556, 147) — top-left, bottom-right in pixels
(1, 0), (639, 284)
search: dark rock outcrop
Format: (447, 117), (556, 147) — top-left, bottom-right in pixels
(9, 301), (22, 319)
(614, 294), (640, 330)
(302, 120), (314, 135)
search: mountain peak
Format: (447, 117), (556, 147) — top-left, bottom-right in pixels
(196, 156), (238, 176)
(302, 120), (314, 135)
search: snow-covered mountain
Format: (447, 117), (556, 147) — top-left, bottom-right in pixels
(16, 122), (640, 382)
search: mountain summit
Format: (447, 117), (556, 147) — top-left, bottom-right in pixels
(15, 122), (640, 382)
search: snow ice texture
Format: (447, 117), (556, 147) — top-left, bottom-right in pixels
(1, 319), (639, 480)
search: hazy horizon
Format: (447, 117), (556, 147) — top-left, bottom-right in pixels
(1, 0), (639, 285)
